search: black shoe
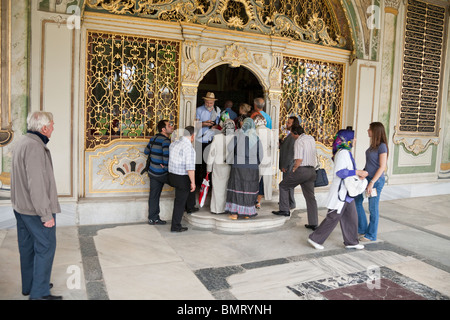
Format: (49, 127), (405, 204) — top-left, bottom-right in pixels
(29, 294), (62, 300)
(305, 224), (318, 231)
(186, 207), (199, 214)
(148, 218), (167, 225)
(171, 226), (188, 232)
(272, 210), (290, 217)
(23, 283), (53, 296)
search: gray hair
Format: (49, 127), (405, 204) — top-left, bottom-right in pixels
(254, 97), (265, 110)
(27, 111), (53, 132)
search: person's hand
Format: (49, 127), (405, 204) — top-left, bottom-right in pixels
(202, 120), (214, 127)
(356, 170), (368, 179)
(281, 168), (286, 173)
(43, 218), (55, 228)
(190, 182), (196, 192)
(366, 183), (374, 195)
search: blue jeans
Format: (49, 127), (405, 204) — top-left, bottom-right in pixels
(355, 176), (385, 241)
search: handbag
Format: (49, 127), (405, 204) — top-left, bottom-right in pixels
(343, 175), (368, 197)
(198, 172), (210, 208)
(314, 168), (328, 187)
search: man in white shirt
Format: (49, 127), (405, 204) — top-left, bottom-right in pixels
(168, 126), (196, 232)
(273, 125), (319, 229)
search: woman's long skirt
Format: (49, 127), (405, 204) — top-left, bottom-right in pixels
(225, 166), (259, 217)
(210, 163), (231, 214)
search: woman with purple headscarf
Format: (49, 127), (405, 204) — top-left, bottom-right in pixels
(307, 128), (368, 250)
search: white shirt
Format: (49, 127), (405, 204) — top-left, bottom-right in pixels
(294, 134), (317, 167)
(168, 136), (196, 175)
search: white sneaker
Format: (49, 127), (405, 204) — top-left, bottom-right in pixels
(345, 244), (364, 250)
(308, 238), (324, 250)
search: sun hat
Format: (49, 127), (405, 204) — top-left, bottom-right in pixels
(203, 92), (218, 101)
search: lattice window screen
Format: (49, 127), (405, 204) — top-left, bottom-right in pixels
(85, 31), (180, 150)
(399, 0), (446, 135)
(281, 56), (344, 147)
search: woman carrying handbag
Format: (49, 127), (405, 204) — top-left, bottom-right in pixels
(308, 128), (368, 250)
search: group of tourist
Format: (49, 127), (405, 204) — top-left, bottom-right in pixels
(9, 100), (388, 299)
(143, 91), (388, 254)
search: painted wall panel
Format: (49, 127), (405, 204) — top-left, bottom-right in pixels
(42, 23), (73, 196)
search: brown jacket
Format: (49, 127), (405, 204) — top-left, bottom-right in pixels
(11, 133), (61, 222)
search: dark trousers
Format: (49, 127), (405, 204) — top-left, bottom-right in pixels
(308, 201), (359, 246)
(148, 174), (169, 220)
(283, 171), (296, 209)
(279, 166), (318, 225)
(14, 210), (56, 299)
(195, 142), (211, 188)
(169, 173), (194, 230)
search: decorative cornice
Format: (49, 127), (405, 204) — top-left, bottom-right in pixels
(393, 126), (440, 155)
(85, 0), (349, 49)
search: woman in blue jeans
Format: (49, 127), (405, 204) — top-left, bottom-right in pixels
(355, 122), (388, 242)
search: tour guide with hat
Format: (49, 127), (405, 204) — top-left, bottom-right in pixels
(195, 92), (220, 144)
(195, 92), (221, 187)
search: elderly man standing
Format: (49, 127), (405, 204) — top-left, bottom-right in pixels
(195, 92), (220, 191)
(11, 111), (62, 300)
(251, 97), (272, 129)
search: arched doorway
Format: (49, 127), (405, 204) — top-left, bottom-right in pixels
(196, 64), (264, 111)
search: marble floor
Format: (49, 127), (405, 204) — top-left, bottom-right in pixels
(1, 194), (449, 301)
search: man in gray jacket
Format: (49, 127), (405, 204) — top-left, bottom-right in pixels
(11, 111), (62, 300)
(278, 116), (300, 209)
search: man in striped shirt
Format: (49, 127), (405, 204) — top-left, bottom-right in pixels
(273, 125), (319, 229)
(144, 120), (173, 225)
(168, 126), (196, 232)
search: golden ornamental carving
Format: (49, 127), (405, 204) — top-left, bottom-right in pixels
(221, 43), (251, 67)
(85, 0), (348, 49)
(253, 53), (267, 69)
(182, 86), (198, 96)
(201, 48), (218, 63)
(269, 53), (283, 89)
(183, 41), (198, 81)
(97, 146), (148, 186)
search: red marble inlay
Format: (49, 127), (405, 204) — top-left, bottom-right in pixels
(321, 279), (427, 300)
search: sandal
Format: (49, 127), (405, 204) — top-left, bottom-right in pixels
(255, 202), (261, 209)
(229, 214), (238, 220)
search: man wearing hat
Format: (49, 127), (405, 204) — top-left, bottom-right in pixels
(195, 92), (221, 190)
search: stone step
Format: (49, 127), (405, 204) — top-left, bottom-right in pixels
(185, 201), (290, 232)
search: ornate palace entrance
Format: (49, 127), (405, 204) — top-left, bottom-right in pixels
(197, 64), (264, 109)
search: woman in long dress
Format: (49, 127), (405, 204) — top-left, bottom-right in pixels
(206, 119), (236, 214)
(225, 118), (263, 219)
(254, 115), (276, 208)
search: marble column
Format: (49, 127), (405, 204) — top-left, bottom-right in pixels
(378, 0), (400, 135)
(0, 0), (29, 191)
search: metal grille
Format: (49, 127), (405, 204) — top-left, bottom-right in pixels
(399, 0), (445, 134)
(84, 0), (348, 49)
(259, 0), (340, 42)
(281, 56), (344, 147)
(85, 31), (180, 150)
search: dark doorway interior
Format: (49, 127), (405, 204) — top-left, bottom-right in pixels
(197, 64), (264, 112)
